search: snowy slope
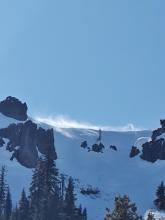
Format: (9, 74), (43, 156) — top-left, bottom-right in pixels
(54, 128), (159, 220)
(1, 113), (165, 220)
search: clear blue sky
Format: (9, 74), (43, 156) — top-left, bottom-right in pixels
(0, 0), (164, 129)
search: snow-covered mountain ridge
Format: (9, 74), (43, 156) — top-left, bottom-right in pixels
(1, 97), (165, 219)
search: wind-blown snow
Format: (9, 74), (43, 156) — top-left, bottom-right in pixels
(134, 137), (152, 148)
(36, 115), (143, 132)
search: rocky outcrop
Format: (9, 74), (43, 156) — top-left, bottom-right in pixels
(152, 128), (163, 141)
(0, 120), (57, 168)
(151, 120), (165, 141)
(81, 141), (88, 149)
(141, 139), (165, 163)
(0, 96), (28, 121)
(110, 145), (117, 151)
(92, 142), (105, 153)
(160, 120), (165, 129)
(141, 119), (165, 163)
(129, 146), (140, 158)
(80, 186), (100, 196)
(0, 138), (5, 147)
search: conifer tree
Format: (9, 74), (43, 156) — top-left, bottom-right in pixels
(4, 187), (12, 220)
(78, 205), (82, 216)
(105, 195), (141, 220)
(154, 181), (165, 210)
(0, 162), (88, 220)
(29, 158), (45, 220)
(0, 166), (7, 219)
(60, 174), (65, 201)
(29, 150), (60, 220)
(42, 150), (60, 220)
(64, 177), (76, 219)
(82, 208), (87, 220)
(18, 189), (29, 220)
(11, 205), (19, 220)
(43, 149), (59, 197)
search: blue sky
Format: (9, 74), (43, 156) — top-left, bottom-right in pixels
(0, 0), (164, 129)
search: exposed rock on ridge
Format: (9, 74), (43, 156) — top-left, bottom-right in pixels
(141, 120), (165, 163)
(0, 120), (57, 168)
(0, 96), (57, 168)
(0, 96), (28, 121)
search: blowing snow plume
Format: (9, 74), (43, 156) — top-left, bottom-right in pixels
(35, 115), (143, 132)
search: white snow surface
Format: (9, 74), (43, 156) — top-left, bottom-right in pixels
(156, 133), (165, 141)
(54, 128), (160, 220)
(144, 210), (165, 220)
(0, 114), (165, 220)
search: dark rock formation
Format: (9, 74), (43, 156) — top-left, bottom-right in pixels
(80, 186), (100, 196)
(152, 120), (165, 141)
(0, 96), (28, 121)
(92, 142), (105, 153)
(37, 127), (56, 158)
(81, 141), (88, 149)
(0, 120), (57, 168)
(110, 145), (117, 151)
(129, 146), (140, 158)
(160, 120), (165, 129)
(141, 139), (165, 163)
(141, 119), (165, 163)
(0, 138), (5, 147)
(152, 128), (163, 141)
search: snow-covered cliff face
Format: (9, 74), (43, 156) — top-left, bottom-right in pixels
(2, 96), (165, 219)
